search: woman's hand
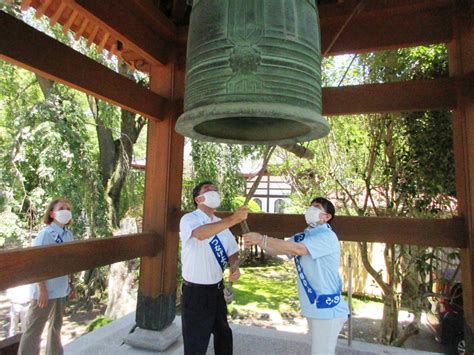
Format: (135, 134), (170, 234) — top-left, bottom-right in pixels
(37, 288), (48, 308)
(68, 283), (76, 300)
(243, 232), (263, 248)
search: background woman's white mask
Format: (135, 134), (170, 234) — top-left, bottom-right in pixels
(304, 206), (322, 226)
(54, 210), (72, 225)
(200, 191), (221, 209)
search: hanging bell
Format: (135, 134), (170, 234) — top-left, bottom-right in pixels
(176, 0), (329, 145)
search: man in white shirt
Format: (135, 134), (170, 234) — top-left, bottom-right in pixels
(180, 181), (248, 355)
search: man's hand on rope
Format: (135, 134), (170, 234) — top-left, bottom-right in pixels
(228, 267), (240, 283)
(230, 206), (248, 224)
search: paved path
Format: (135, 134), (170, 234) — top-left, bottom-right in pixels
(64, 313), (443, 355)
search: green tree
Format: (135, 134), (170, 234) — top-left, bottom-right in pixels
(184, 140), (262, 211)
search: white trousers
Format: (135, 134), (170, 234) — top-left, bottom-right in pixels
(308, 316), (347, 355)
(9, 302), (29, 336)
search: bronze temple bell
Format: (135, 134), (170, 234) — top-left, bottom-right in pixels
(175, 0), (329, 145)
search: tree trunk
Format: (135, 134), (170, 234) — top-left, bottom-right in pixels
(379, 292), (399, 344)
(105, 218), (139, 319)
(89, 64), (146, 318)
(392, 313), (420, 347)
(90, 65), (145, 230)
(35, 75), (53, 99)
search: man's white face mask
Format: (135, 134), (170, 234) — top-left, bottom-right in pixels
(200, 191), (221, 209)
(54, 210), (72, 225)
(304, 206), (323, 226)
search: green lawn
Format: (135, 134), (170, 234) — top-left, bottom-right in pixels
(230, 262), (300, 315)
(227, 261), (382, 317)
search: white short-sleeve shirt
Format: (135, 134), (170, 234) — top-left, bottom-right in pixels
(180, 209), (239, 284)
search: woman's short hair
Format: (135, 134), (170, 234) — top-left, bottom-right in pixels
(43, 198), (72, 225)
(310, 197), (335, 223)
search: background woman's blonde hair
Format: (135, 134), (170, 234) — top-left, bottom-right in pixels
(43, 198), (72, 225)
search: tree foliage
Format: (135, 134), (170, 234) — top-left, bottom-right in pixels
(183, 140), (262, 211)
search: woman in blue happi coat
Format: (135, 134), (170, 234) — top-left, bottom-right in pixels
(243, 197), (348, 355)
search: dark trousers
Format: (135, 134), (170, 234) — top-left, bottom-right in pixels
(181, 282), (233, 355)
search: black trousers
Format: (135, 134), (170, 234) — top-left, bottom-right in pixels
(181, 282), (233, 355)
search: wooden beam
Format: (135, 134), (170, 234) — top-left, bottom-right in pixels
(0, 233), (157, 291)
(320, 1), (454, 55)
(0, 12), (167, 121)
(171, 0), (189, 24)
(129, 0), (178, 43)
(322, 78), (458, 115)
(449, 7), (474, 348)
(172, 211), (466, 248)
(239, 215), (466, 248)
(136, 58), (185, 330)
(176, 1), (454, 55)
(0, 334), (21, 355)
(73, 0), (170, 65)
(318, 0), (453, 19)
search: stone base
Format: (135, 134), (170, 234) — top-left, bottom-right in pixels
(123, 322), (181, 352)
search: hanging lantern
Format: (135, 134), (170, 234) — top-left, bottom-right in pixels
(176, 0), (329, 145)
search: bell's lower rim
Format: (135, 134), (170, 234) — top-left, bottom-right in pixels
(175, 102), (329, 145)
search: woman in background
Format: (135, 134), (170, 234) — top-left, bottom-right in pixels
(19, 198), (75, 355)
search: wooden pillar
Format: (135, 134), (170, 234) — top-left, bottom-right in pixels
(135, 47), (185, 330)
(449, 3), (474, 351)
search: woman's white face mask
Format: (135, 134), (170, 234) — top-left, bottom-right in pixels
(54, 209), (72, 225)
(304, 206), (323, 226)
(199, 191), (221, 209)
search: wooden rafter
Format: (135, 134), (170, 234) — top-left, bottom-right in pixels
(0, 12), (167, 120)
(49, 2), (66, 27)
(73, 0), (169, 65)
(322, 78), (458, 116)
(21, 0), (175, 71)
(0, 233), (157, 291)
